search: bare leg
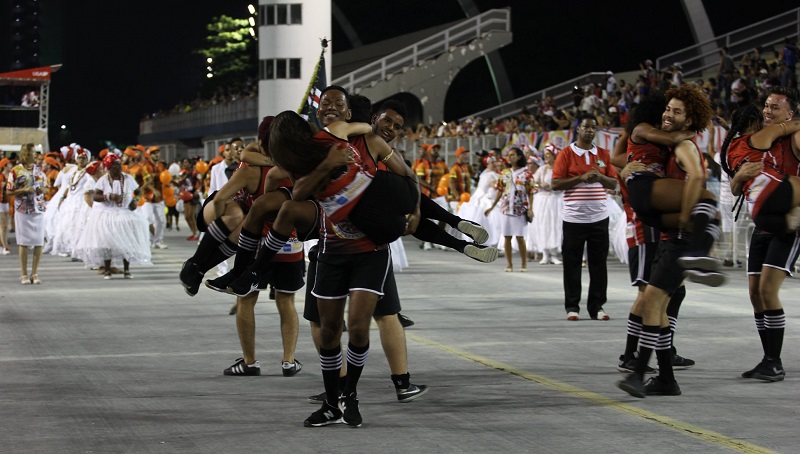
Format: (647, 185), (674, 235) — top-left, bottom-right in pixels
(504, 236), (513, 270)
(274, 291), (299, 363)
(517, 236), (527, 270)
(374, 314), (407, 375)
(19, 245), (28, 277)
(236, 292), (259, 365)
(31, 245), (42, 276)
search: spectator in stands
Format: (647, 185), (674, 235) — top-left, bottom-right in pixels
(717, 47), (736, 98)
(605, 71), (617, 98)
(606, 106), (622, 128)
(780, 37), (798, 88)
(671, 62), (684, 88)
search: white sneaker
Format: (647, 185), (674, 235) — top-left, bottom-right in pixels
(539, 257), (549, 265)
(1, 248), (10, 256)
(567, 311), (579, 321)
(550, 257), (562, 265)
(155, 242), (168, 249)
(594, 310), (610, 321)
(423, 242), (432, 250)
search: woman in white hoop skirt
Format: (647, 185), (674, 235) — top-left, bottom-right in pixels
(51, 149), (92, 257)
(532, 145), (564, 264)
(74, 154), (151, 279)
(457, 155), (501, 247)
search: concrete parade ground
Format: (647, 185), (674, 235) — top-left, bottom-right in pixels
(1, 227), (799, 454)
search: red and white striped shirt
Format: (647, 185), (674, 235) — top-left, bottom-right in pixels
(552, 143), (616, 223)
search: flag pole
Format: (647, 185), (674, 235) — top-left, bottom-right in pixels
(297, 39), (328, 114)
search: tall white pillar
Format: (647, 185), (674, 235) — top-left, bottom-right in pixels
(257, 0), (332, 120)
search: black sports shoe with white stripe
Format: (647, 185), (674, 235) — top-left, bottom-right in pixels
(304, 402), (343, 427)
(397, 383), (428, 403)
(282, 360), (302, 377)
(223, 358), (261, 376)
(338, 392), (362, 427)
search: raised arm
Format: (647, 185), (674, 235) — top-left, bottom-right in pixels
(632, 122), (695, 147)
(749, 119), (800, 150)
(327, 121), (372, 138)
(674, 140), (706, 227)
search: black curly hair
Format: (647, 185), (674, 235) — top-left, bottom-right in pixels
(664, 84), (715, 133)
(719, 103), (763, 178)
(625, 91), (666, 136)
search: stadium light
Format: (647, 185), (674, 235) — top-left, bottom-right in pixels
(207, 73), (213, 79)
(249, 27), (256, 38)
(248, 4), (256, 15)
(206, 57), (212, 64)
(249, 17), (255, 27)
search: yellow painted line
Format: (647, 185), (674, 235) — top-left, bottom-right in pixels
(406, 333), (775, 454)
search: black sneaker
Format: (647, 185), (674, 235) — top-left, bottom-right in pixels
(671, 353), (695, 370)
(617, 373), (646, 398)
(307, 391), (326, 404)
(677, 254), (721, 271)
(227, 271), (260, 297)
(683, 269), (726, 287)
(751, 359), (786, 382)
(304, 401), (343, 427)
(338, 392), (362, 427)
(282, 360), (302, 377)
(398, 313), (415, 328)
(223, 358), (261, 376)
(643, 376), (682, 396)
(463, 244), (499, 263)
(228, 303), (237, 316)
(741, 358), (767, 379)
(397, 384), (428, 403)
(457, 219), (489, 244)
(179, 260), (203, 296)
(205, 271), (237, 294)
(617, 354), (656, 374)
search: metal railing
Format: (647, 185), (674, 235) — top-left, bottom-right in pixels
(139, 98), (258, 135)
(332, 8), (511, 93)
(462, 8), (800, 123)
(462, 71), (610, 122)
(656, 8), (800, 78)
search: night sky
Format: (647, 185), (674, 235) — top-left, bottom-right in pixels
(2, 0), (798, 150)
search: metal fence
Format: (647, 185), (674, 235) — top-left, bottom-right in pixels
(332, 8), (511, 94)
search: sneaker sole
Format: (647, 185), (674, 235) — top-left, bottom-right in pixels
(463, 244), (498, 263)
(304, 418), (342, 427)
(457, 220), (489, 244)
(683, 270), (726, 287)
(677, 256), (721, 271)
(397, 386), (429, 403)
(227, 284), (259, 298)
(617, 366), (657, 375)
(205, 280), (234, 295)
(617, 380), (646, 398)
(751, 372), (785, 382)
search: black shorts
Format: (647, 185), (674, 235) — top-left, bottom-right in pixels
(628, 242), (657, 286)
(311, 249), (391, 299)
(303, 246), (401, 323)
(261, 259), (305, 294)
(348, 171), (419, 245)
(626, 174), (662, 230)
(196, 191), (217, 232)
(753, 177), (794, 234)
(747, 229), (800, 276)
(648, 238), (689, 294)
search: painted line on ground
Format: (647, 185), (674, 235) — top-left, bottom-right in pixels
(406, 332), (774, 454)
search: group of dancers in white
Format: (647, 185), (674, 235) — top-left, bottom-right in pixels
(40, 146), (152, 279)
(452, 144), (628, 268)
